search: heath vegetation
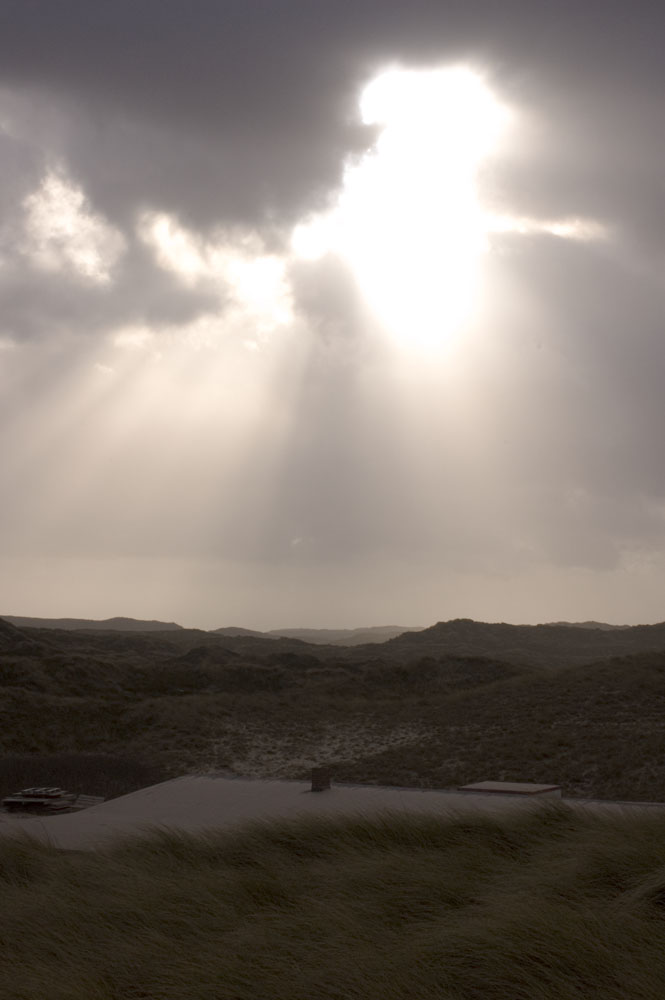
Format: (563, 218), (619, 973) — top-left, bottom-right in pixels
(2, 616), (665, 801)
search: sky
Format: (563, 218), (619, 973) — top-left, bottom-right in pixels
(1, 0), (665, 630)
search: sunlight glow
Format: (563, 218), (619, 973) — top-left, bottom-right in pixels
(292, 66), (510, 349)
(22, 169), (125, 283)
(140, 213), (205, 283)
(359, 66), (504, 159)
(139, 213), (294, 339)
(487, 214), (609, 242)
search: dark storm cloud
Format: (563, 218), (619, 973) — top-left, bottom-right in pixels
(1, 0), (664, 238)
(0, 127), (44, 219)
(0, 89), (220, 343)
(2, 1), (664, 352)
(0, 1), (372, 231)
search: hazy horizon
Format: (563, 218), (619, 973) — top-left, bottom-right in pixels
(2, 607), (653, 634)
(2, 2), (665, 629)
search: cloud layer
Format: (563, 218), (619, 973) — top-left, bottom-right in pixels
(1, 1), (665, 627)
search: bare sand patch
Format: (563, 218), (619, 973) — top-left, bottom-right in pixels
(203, 719), (440, 778)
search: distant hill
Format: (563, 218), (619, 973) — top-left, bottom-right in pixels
(209, 625), (423, 645)
(545, 621), (630, 631)
(2, 615), (184, 632)
(385, 617), (665, 668)
(266, 626), (423, 645)
(211, 627), (274, 639)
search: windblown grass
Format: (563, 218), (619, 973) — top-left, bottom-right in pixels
(3, 804), (665, 998)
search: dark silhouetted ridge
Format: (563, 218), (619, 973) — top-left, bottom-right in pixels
(0, 616), (43, 652)
(2, 615), (184, 632)
(385, 617), (665, 667)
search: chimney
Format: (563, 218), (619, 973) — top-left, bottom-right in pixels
(311, 767), (332, 792)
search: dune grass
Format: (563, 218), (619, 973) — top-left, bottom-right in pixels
(3, 805), (665, 998)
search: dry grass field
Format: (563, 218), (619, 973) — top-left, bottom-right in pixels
(3, 804), (665, 999)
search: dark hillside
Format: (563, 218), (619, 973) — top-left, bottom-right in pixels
(385, 618), (665, 667)
(2, 615), (184, 631)
(0, 617), (44, 653)
(546, 620), (630, 630)
(2, 617), (665, 801)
